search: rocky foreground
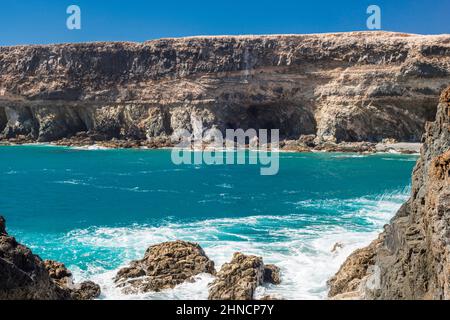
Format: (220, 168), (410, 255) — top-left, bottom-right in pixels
(329, 86), (450, 300)
(0, 216), (100, 300)
(1, 218), (281, 300)
(1, 32), (450, 148)
(115, 241), (281, 300)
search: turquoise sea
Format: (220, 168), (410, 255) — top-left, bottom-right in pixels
(0, 145), (417, 299)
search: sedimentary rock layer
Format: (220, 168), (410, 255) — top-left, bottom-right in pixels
(1, 32), (450, 144)
(329, 86), (450, 300)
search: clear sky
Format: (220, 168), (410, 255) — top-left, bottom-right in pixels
(0, 0), (449, 45)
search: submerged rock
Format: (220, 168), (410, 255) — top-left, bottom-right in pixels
(44, 259), (101, 300)
(208, 252), (281, 300)
(331, 242), (344, 253)
(0, 216), (100, 300)
(115, 240), (215, 294)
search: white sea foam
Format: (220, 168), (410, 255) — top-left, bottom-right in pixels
(70, 145), (111, 151)
(331, 154), (367, 159)
(65, 187), (410, 300)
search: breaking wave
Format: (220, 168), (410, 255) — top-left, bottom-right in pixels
(24, 187), (410, 300)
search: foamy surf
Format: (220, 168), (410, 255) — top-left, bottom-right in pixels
(57, 188), (410, 300)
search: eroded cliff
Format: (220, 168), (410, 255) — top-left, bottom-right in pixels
(329, 86), (450, 300)
(1, 32), (450, 144)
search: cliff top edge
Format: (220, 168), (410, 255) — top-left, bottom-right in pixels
(2, 31), (450, 49)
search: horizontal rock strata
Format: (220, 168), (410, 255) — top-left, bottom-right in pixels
(1, 32), (450, 145)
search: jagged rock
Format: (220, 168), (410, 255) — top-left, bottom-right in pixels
(208, 253), (265, 300)
(0, 216), (5, 235)
(115, 240), (215, 294)
(208, 252), (281, 300)
(0, 32), (449, 144)
(329, 86), (450, 300)
(298, 134), (317, 147)
(71, 281), (101, 300)
(0, 216), (70, 299)
(0, 216), (100, 300)
(44, 260), (73, 287)
(328, 237), (382, 298)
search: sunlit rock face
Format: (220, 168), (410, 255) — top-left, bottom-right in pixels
(0, 32), (449, 143)
(329, 86), (450, 300)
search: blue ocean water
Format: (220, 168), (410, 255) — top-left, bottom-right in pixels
(0, 145), (417, 299)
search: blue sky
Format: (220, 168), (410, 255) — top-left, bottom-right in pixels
(0, 0), (449, 45)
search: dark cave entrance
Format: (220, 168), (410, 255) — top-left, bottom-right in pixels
(223, 104), (316, 140)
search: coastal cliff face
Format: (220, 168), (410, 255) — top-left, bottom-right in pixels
(1, 32), (450, 144)
(329, 86), (450, 300)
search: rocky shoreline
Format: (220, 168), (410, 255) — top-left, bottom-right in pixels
(0, 216), (281, 300)
(0, 135), (421, 155)
(328, 86), (450, 300)
(0, 216), (100, 300)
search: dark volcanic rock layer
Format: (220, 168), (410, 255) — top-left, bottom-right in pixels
(329, 86), (450, 300)
(1, 32), (450, 144)
(0, 216), (100, 300)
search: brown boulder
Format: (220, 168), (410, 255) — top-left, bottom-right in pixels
(71, 281), (101, 300)
(44, 260), (73, 287)
(208, 253), (281, 300)
(115, 240), (215, 294)
(263, 264), (281, 285)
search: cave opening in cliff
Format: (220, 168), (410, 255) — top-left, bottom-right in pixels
(237, 104), (316, 140)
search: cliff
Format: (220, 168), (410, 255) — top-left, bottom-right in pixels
(1, 32), (450, 144)
(329, 86), (450, 300)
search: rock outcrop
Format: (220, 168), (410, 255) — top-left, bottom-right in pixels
(115, 240), (215, 294)
(0, 216), (6, 235)
(0, 216), (100, 300)
(1, 32), (450, 146)
(329, 86), (450, 300)
(43, 259), (101, 300)
(263, 264), (282, 285)
(208, 252), (281, 300)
